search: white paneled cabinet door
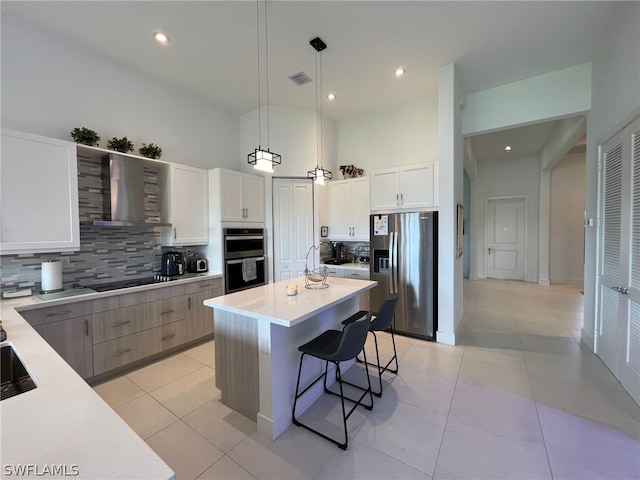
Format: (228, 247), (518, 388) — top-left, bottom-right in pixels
(1, 129), (79, 253)
(329, 178), (370, 241)
(169, 164), (209, 245)
(220, 170), (244, 222)
(351, 177), (370, 239)
(371, 168), (400, 211)
(596, 116), (640, 405)
(243, 173), (265, 223)
(328, 180), (352, 239)
(401, 163), (434, 209)
(273, 179), (313, 282)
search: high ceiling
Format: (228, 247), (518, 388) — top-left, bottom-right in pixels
(2, 1), (617, 124)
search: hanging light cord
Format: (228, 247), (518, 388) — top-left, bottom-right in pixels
(315, 50), (323, 169)
(264, 0), (271, 150)
(255, 0), (262, 149)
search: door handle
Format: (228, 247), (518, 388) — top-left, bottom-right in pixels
(610, 285), (629, 295)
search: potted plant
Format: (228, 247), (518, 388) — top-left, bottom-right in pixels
(139, 143), (163, 159)
(107, 137), (134, 153)
(70, 127), (100, 146)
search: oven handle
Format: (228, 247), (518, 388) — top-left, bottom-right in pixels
(226, 257), (265, 265)
(225, 235), (264, 241)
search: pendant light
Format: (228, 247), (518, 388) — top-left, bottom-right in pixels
(248, 0), (281, 172)
(308, 37), (332, 185)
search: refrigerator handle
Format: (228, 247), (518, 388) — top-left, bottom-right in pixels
(388, 232), (395, 295)
(393, 231), (399, 294)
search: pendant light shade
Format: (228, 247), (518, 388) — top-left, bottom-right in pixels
(248, 0), (280, 171)
(249, 147), (281, 173)
(307, 36), (331, 185)
(308, 165), (332, 185)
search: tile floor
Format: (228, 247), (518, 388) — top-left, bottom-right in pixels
(93, 279), (640, 479)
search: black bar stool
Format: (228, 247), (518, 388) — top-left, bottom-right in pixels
(292, 313), (374, 450)
(341, 296), (399, 397)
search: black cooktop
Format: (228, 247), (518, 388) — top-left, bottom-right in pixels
(324, 258), (352, 265)
(89, 275), (177, 292)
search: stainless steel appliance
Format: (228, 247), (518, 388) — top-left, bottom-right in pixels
(370, 212), (438, 340)
(187, 257), (208, 273)
(161, 251), (185, 276)
(223, 228), (266, 293)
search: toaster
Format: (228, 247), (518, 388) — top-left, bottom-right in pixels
(187, 257), (208, 273)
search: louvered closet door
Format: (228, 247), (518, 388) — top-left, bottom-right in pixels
(619, 119), (640, 404)
(596, 116), (640, 405)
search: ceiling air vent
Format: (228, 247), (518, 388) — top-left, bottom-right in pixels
(288, 71), (312, 86)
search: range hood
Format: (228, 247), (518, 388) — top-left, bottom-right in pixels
(83, 153), (171, 227)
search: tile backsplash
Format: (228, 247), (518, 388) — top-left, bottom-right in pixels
(320, 240), (370, 262)
(0, 226), (206, 292)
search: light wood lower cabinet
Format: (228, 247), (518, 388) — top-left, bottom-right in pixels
(186, 277), (223, 341)
(93, 335), (138, 376)
(137, 320), (186, 359)
(92, 305), (142, 344)
(34, 315), (94, 379)
(22, 276), (222, 379)
(140, 296), (187, 330)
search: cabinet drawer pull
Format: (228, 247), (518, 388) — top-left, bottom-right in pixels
(85, 319), (89, 336)
(111, 320), (132, 327)
(188, 297), (191, 309)
(46, 310), (71, 317)
(113, 348), (131, 357)
(200, 283), (212, 289)
(161, 309), (175, 315)
(161, 333), (176, 341)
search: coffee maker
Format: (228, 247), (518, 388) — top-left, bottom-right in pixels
(331, 242), (345, 260)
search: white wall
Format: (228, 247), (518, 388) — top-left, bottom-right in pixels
(1, 14), (239, 170)
(471, 155), (540, 283)
(337, 96), (438, 173)
(437, 63), (464, 345)
(550, 153), (586, 285)
(462, 63), (591, 136)
(582, 2), (640, 350)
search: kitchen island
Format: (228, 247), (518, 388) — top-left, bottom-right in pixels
(204, 275), (376, 440)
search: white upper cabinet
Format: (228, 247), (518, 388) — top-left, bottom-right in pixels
(1, 129), (80, 253)
(328, 177), (370, 241)
(165, 164), (209, 245)
(370, 163), (437, 212)
(241, 173), (266, 223)
(211, 169), (265, 223)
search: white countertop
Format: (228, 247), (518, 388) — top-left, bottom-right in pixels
(321, 262), (369, 271)
(0, 272), (221, 480)
(13, 272), (222, 312)
(204, 275), (376, 327)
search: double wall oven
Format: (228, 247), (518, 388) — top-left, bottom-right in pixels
(223, 228), (266, 293)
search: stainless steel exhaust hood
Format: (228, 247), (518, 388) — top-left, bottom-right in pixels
(84, 154), (171, 227)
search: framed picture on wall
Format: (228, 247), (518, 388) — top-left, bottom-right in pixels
(456, 204), (464, 259)
(321, 226), (328, 237)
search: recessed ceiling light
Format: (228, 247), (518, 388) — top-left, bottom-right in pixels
(327, 93), (336, 101)
(504, 145), (512, 152)
(395, 67), (405, 77)
(153, 32), (169, 44)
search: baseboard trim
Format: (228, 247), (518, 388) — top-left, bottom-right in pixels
(538, 278), (550, 286)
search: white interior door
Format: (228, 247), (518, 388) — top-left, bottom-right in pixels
(486, 197), (526, 280)
(597, 116), (640, 405)
(273, 178), (314, 282)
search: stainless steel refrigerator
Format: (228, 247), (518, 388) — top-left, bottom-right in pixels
(369, 211), (437, 340)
